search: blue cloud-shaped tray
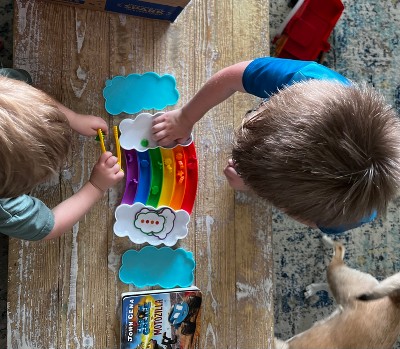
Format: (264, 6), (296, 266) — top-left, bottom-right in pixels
(103, 72), (179, 116)
(119, 246), (195, 288)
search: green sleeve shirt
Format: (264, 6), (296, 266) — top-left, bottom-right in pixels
(0, 195), (54, 241)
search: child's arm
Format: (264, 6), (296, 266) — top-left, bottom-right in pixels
(152, 61), (251, 147)
(56, 102), (108, 136)
(43, 151), (124, 240)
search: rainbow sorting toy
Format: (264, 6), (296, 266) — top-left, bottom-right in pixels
(113, 112), (198, 246)
(102, 72), (198, 288)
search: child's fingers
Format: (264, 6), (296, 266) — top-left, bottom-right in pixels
(105, 154), (119, 167)
(151, 122), (166, 135)
(111, 161), (122, 173)
(152, 129), (174, 145)
(157, 136), (175, 147)
(152, 113), (166, 126)
(152, 129), (168, 142)
(151, 127), (166, 140)
(99, 151), (114, 163)
(97, 123), (108, 135)
(115, 167), (125, 180)
(80, 115), (108, 135)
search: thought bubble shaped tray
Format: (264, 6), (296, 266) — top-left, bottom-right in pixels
(119, 246), (195, 288)
(103, 72), (179, 115)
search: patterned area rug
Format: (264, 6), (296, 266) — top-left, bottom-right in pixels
(270, 0), (400, 347)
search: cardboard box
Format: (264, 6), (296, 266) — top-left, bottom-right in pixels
(43, 0), (191, 22)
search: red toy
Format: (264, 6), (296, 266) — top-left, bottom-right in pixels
(272, 0), (344, 62)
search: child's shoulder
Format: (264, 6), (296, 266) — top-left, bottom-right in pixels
(243, 57), (319, 98)
(0, 195), (43, 221)
(246, 57), (316, 74)
(243, 57), (348, 98)
(0, 194), (36, 211)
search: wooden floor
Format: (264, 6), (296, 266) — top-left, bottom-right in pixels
(8, 1), (272, 348)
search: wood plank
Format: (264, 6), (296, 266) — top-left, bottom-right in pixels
(231, 1), (274, 348)
(57, 7), (111, 349)
(8, 2), (64, 348)
(9, 1), (274, 348)
(107, 14), (156, 349)
(187, 0), (238, 346)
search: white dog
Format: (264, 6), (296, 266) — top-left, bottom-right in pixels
(275, 236), (400, 349)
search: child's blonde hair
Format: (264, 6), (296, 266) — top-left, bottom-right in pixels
(232, 80), (400, 227)
(0, 76), (71, 197)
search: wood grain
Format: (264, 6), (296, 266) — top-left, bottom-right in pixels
(9, 1), (273, 348)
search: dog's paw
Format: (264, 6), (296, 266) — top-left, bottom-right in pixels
(274, 338), (289, 349)
(322, 235), (334, 248)
(305, 283), (329, 299)
(305, 285), (316, 298)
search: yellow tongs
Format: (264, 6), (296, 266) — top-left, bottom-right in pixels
(97, 126), (122, 167)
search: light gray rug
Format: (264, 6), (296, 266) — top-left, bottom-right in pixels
(270, 0), (400, 346)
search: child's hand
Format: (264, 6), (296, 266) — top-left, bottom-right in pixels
(56, 103), (108, 136)
(71, 113), (108, 136)
(89, 152), (124, 192)
(152, 109), (193, 147)
(223, 159), (249, 191)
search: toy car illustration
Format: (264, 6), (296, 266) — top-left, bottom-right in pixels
(272, 0), (344, 61)
(167, 294), (202, 335)
(168, 302), (189, 328)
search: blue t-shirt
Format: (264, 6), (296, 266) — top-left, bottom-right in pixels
(241, 57), (375, 234)
(242, 57), (350, 98)
(0, 195), (54, 241)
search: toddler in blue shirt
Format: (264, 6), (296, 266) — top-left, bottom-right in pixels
(151, 57), (400, 234)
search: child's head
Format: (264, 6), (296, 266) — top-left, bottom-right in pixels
(232, 80), (400, 228)
(0, 76), (71, 198)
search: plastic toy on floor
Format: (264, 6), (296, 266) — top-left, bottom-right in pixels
(113, 112), (198, 246)
(272, 0), (344, 62)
